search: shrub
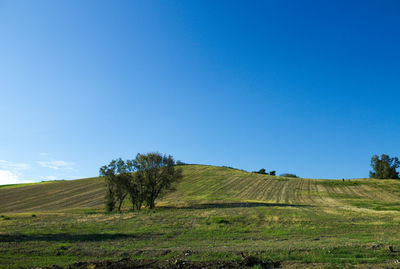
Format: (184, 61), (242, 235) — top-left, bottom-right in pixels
(254, 168), (267, 174)
(279, 173), (298, 178)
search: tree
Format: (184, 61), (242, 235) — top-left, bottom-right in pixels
(99, 159), (128, 212)
(269, 171), (276, 176)
(100, 153), (182, 212)
(100, 159), (146, 212)
(254, 168), (267, 174)
(370, 154), (400, 179)
(123, 159), (146, 211)
(104, 187), (116, 212)
(258, 168), (266, 174)
(134, 152), (182, 209)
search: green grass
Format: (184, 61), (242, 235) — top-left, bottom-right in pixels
(0, 180), (63, 189)
(316, 180), (362, 187)
(1, 165), (400, 268)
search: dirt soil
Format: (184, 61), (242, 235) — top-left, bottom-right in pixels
(43, 258), (281, 269)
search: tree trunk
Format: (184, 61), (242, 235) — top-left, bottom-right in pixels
(117, 200), (123, 212)
(117, 194), (127, 212)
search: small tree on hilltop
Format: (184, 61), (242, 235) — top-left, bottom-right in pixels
(258, 168), (267, 174)
(280, 173), (298, 178)
(134, 152), (182, 209)
(370, 154), (400, 179)
(253, 168), (267, 174)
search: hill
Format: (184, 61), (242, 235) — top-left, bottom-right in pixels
(2, 165), (400, 268)
(1, 165), (400, 213)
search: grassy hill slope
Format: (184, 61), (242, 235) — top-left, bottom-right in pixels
(2, 165), (400, 268)
(0, 177), (104, 213)
(1, 165), (400, 213)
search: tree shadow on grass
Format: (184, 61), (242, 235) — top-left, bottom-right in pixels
(161, 202), (312, 210)
(0, 233), (146, 243)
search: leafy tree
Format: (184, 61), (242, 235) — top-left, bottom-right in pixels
(269, 171), (276, 176)
(104, 188), (116, 212)
(123, 159), (146, 211)
(99, 159), (128, 212)
(254, 168), (267, 174)
(134, 153), (182, 209)
(100, 159), (146, 212)
(370, 154), (400, 179)
(100, 153), (182, 212)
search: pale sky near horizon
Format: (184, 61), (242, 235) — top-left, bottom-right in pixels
(1, 0), (400, 184)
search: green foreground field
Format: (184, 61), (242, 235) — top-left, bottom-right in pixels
(1, 165), (400, 268)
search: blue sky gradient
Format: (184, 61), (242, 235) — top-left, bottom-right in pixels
(1, 0), (400, 183)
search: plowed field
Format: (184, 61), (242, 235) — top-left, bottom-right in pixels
(1, 165), (400, 268)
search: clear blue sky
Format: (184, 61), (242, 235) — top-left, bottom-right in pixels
(1, 0), (399, 184)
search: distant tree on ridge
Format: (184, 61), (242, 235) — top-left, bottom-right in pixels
(253, 168), (267, 174)
(280, 173), (298, 178)
(370, 154), (400, 179)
